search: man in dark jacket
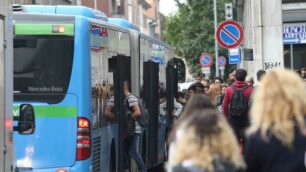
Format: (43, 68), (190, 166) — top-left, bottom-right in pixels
(222, 69), (253, 144)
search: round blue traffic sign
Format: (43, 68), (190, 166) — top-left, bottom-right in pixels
(218, 56), (227, 67)
(216, 20), (244, 49)
(199, 53), (213, 67)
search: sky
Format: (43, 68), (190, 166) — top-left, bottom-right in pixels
(159, 0), (179, 16)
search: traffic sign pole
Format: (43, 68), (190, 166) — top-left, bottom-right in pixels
(220, 67), (225, 78)
(214, 0), (219, 77)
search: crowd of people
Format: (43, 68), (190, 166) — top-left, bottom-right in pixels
(120, 67), (306, 172)
(166, 68), (306, 172)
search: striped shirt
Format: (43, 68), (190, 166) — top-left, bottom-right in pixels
(125, 93), (141, 134)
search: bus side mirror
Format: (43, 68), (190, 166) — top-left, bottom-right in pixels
(18, 104), (35, 135)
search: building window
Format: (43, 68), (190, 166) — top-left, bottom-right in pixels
(283, 0), (306, 3)
(283, 44), (306, 69)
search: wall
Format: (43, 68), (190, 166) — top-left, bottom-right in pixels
(238, 0), (283, 80)
(82, 0), (110, 16)
(0, 0), (13, 171)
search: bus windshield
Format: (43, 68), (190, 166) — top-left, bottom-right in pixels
(13, 36), (74, 104)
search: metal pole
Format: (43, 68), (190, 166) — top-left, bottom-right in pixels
(94, 0), (97, 9)
(76, 0), (81, 5)
(214, 0), (219, 77)
(290, 44), (294, 69)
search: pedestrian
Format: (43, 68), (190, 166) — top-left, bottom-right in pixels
(176, 91), (187, 107)
(187, 82), (205, 98)
(221, 84), (227, 95)
(244, 69), (306, 172)
(179, 94), (215, 120)
(301, 67), (306, 82)
(255, 69), (266, 87)
(203, 85), (210, 96)
(123, 81), (147, 172)
(217, 84), (228, 114)
(222, 69), (253, 148)
(168, 110), (246, 172)
(105, 85), (115, 120)
(167, 94), (215, 171)
(214, 77), (223, 84)
(249, 70), (266, 107)
(295, 69), (301, 77)
(195, 73), (203, 83)
(228, 71), (236, 86)
(201, 78), (210, 87)
(207, 83), (222, 107)
(159, 88), (183, 119)
(245, 76), (254, 87)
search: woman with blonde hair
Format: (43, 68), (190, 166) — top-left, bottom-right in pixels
(207, 83), (222, 106)
(245, 69), (306, 172)
(168, 110), (246, 172)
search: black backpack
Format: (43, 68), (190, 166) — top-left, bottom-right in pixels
(137, 99), (149, 127)
(229, 85), (249, 117)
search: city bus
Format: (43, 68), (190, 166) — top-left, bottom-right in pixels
(109, 18), (177, 168)
(12, 5), (183, 172)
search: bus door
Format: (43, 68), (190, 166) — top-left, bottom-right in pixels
(108, 55), (131, 172)
(166, 62), (178, 129)
(143, 61), (159, 167)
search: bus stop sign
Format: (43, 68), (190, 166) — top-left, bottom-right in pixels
(216, 20), (244, 49)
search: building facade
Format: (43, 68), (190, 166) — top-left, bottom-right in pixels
(283, 1), (306, 70)
(81, 0), (162, 39)
(236, 0), (306, 79)
(236, 0), (283, 78)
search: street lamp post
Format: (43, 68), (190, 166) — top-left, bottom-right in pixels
(214, 0), (219, 77)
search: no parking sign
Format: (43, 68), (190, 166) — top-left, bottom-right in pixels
(199, 53), (213, 67)
(216, 20), (244, 49)
(218, 56), (227, 67)
(199, 53), (213, 78)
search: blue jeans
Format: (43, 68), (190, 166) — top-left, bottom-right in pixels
(124, 134), (147, 172)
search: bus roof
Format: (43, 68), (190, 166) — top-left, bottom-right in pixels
(16, 5), (108, 21)
(108, 18), (140, 31)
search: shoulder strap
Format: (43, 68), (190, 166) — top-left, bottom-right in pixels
(231, 85), (237, 92)
(231, 85), (248, 92)
(240, 85), (249, 92)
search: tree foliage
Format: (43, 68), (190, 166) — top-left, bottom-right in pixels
(164, 0), (235, 79)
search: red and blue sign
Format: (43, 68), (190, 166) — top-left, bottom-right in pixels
(216, 20), (244, 49)
(218, 56), (227, 67)
(199, 53), (213, 67)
